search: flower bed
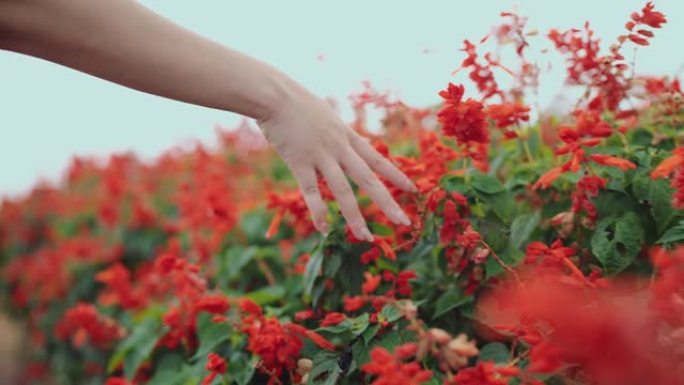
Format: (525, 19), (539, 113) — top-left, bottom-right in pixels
(1, 3), (683, 385)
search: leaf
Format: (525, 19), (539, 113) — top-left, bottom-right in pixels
(192, 313), (232, 360)
(146, 352), (189, 385)
(108, 313), (165, 379)
(433, 287), (470, 319)
(304, 249), (324, 297)
(478, 342), (510, 364)
(369, 222), (394, 237)
(657, 221), (684, 244)
(307, 351), (340, 385)
(591, 212), (645, 275)
(351, 313), (370, 336)
(442, 175), (470, 194)
(632, 172), (677, 234)
(246, 285), (286, 305)
(509, 211), (541, 249)
(362, 324), (381, 346)
(379, 304), (403, 323)
(471, 172), (505, 195)
(223, 246), (257, 282)
(230, 352), (257, 385)
(323, 253), (342, 277)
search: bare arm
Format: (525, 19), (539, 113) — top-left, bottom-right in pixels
(0, 0), (289, 120)
(0, 0), (416, 240)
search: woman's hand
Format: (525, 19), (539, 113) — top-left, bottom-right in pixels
(0, 0), (416, 239)
(258, 83), (416, 241)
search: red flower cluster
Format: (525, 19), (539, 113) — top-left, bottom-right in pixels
(361, 347), (433, 385)
(54, 303), (125, 348)
(201, 353), (227, 385)
(438, 83), (490, 152)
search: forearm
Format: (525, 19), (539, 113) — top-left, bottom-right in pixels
(0, 0), (293, 120)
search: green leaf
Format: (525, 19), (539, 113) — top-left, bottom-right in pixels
(230, 353), (257, 385)
(362, 324), (381, 346)
(433, 287), (470, 319)
(192, 313), (232, 360)
(304, 249), (324, 297)
(222, 246), (257, 282)
(657, 220), (684, 244)
(370, 222), (394, 237)
(246, 285), (286, 305)
(591, 212), (645, 275)
(478, 342), (510, 364)
(442, 175), (470, 194)
(471, 172), (505, 194)
(632, 172), (677, 234)
(351, 313), (370, 336)
(379, 304), (403, 323)
(108, 313), (165, 379)
(509, 211), (541, 249)
(307, 351), (340, 385)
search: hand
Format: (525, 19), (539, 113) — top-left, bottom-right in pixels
(257, 82), (417, 242)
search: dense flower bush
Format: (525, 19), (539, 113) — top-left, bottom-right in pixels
(1, 3), (683, 384)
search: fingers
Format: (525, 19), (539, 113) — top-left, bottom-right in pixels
(349, 133), (417, 192)
(290, 164), (329, 234)
(340, 150), (410, 226)
(318, 160), (374, 242)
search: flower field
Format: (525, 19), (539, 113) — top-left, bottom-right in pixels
(2, 3), (684, 385)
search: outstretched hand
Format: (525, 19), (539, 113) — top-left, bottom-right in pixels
(257, 84), (416, 242)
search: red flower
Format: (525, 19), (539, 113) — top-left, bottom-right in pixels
(294, 309), (315, 321)
(486, 103), (530, 128)
(532, 167), (563, 190)
(344, 296), (366, 312)
(246, 317), (303, 380)
(239, 298), (263, 317)
(54, 304), (125, 348)
(651, 148), (684, 179)
(362, 273), (382, 294)
(201, 353), (227, 385)
(631, 2), (667, 29)
(588, 154), (637, 170)
(438, 83), (490, 148)
(193, 294), (230, 315)
(320, 312), (346, 327)
(104, 378), (133, 385)
(361, 347), (433, 385)
(446, 362), (518, 385)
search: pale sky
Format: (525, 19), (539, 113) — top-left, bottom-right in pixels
(1, 0), (683, 197)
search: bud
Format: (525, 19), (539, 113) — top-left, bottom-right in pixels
(447, 333), (479, 357)
(428, 328), (452, 344)
(297, 358), (313, 375)
(402, 301), (418, 320)
(471, 247), (490, 264)
(442, 333), (480, 370)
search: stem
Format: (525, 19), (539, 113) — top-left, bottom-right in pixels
(522, 140), (534, 162)
(256, 257), (277, 286)
(482, 241), (527, 294)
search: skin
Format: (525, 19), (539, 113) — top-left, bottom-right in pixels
(0, 0), (417, 241)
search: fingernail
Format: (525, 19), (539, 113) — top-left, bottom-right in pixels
(359, 226), (374, 242)
(395, 210), (411, 226)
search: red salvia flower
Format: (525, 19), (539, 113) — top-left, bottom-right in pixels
(201, 353), (227, 385)
(361, 347), (433, 385)
(320, 312), (346, 327)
